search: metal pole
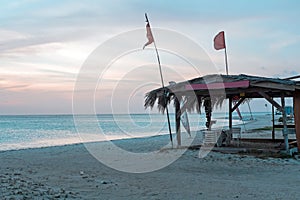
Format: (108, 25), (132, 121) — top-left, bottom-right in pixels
(223, 32), (229, 75)
(153, 42), (165, 88)
(224, 47), (229, 75)
(146, 13), (173, 147)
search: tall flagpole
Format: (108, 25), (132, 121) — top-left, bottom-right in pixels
(223, 32), (229, 75)
(145, 13), (173, 147)
(224, 46), (229, 75)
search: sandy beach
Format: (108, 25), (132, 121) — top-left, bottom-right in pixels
(1, 134), (300, 200)
(2, 0), (300, 199)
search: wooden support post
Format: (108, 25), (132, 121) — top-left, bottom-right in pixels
(272, 102), (275, 140)
(281, 94), (289, 151)
(258, 91), (283, 112)
(294, 90), (300, 151)
(231, 97), (245, 112)
(228, 97), (233, 130)
(175, 97), (181, 147)
(259, 91), (284, 141)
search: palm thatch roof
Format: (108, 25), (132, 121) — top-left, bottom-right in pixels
(144, 74), (300, 113)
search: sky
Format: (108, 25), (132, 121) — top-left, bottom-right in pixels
(1, 0), (300, 114)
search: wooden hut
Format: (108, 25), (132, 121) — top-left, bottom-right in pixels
(144, 74), (300, 152)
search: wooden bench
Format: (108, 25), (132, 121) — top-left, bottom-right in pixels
(274, 124), (295, 129)
(274, 124), (295, 134)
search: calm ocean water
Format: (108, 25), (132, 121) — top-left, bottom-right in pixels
(0, 113), (267, 151)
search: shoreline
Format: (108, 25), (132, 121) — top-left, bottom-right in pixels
(0, 112), (277, 153)
(0, 133), (172, 153)
(1, 113), (299, 199)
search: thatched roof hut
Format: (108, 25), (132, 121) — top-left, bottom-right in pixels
(144, 74), (300, 151)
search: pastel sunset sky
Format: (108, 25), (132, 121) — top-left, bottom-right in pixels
(1, 0), (299, 114)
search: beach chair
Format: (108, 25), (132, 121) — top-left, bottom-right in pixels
(203, 130), (222, 147)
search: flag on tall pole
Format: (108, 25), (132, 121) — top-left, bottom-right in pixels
(143, 21), (154, 49)
(143, 13), (173, 147)
(214, 31), (226, 50)
(214, 31), (229, 75)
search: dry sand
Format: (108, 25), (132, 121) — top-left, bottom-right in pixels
(1, 135), (300, 200)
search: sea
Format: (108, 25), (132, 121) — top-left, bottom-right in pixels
(0, 112), (270, 151)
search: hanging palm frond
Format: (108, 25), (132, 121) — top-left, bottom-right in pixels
(145, 89), (226, 114)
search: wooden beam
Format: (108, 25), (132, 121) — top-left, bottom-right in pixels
(272, 103), (275, 140)
(284, 75), (300, 80)
(251, 82), (295, 91)
(185, 80), (249, 90)
(294, 90), (300, 151)
(225, 87), (293, 98)
(172, 87), (294, 98)
(231, 97), (246, 112)
(281, 94), (289, 151)
(229, 97), (233, 130)
(258, 91), (283, 112)
(175, 97), (181, 147)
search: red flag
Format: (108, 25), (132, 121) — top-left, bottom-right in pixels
(214, 31), (226, 50)
(143, 22), (154, 49)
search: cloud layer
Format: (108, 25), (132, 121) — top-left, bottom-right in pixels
(0, 0), (299, 114)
